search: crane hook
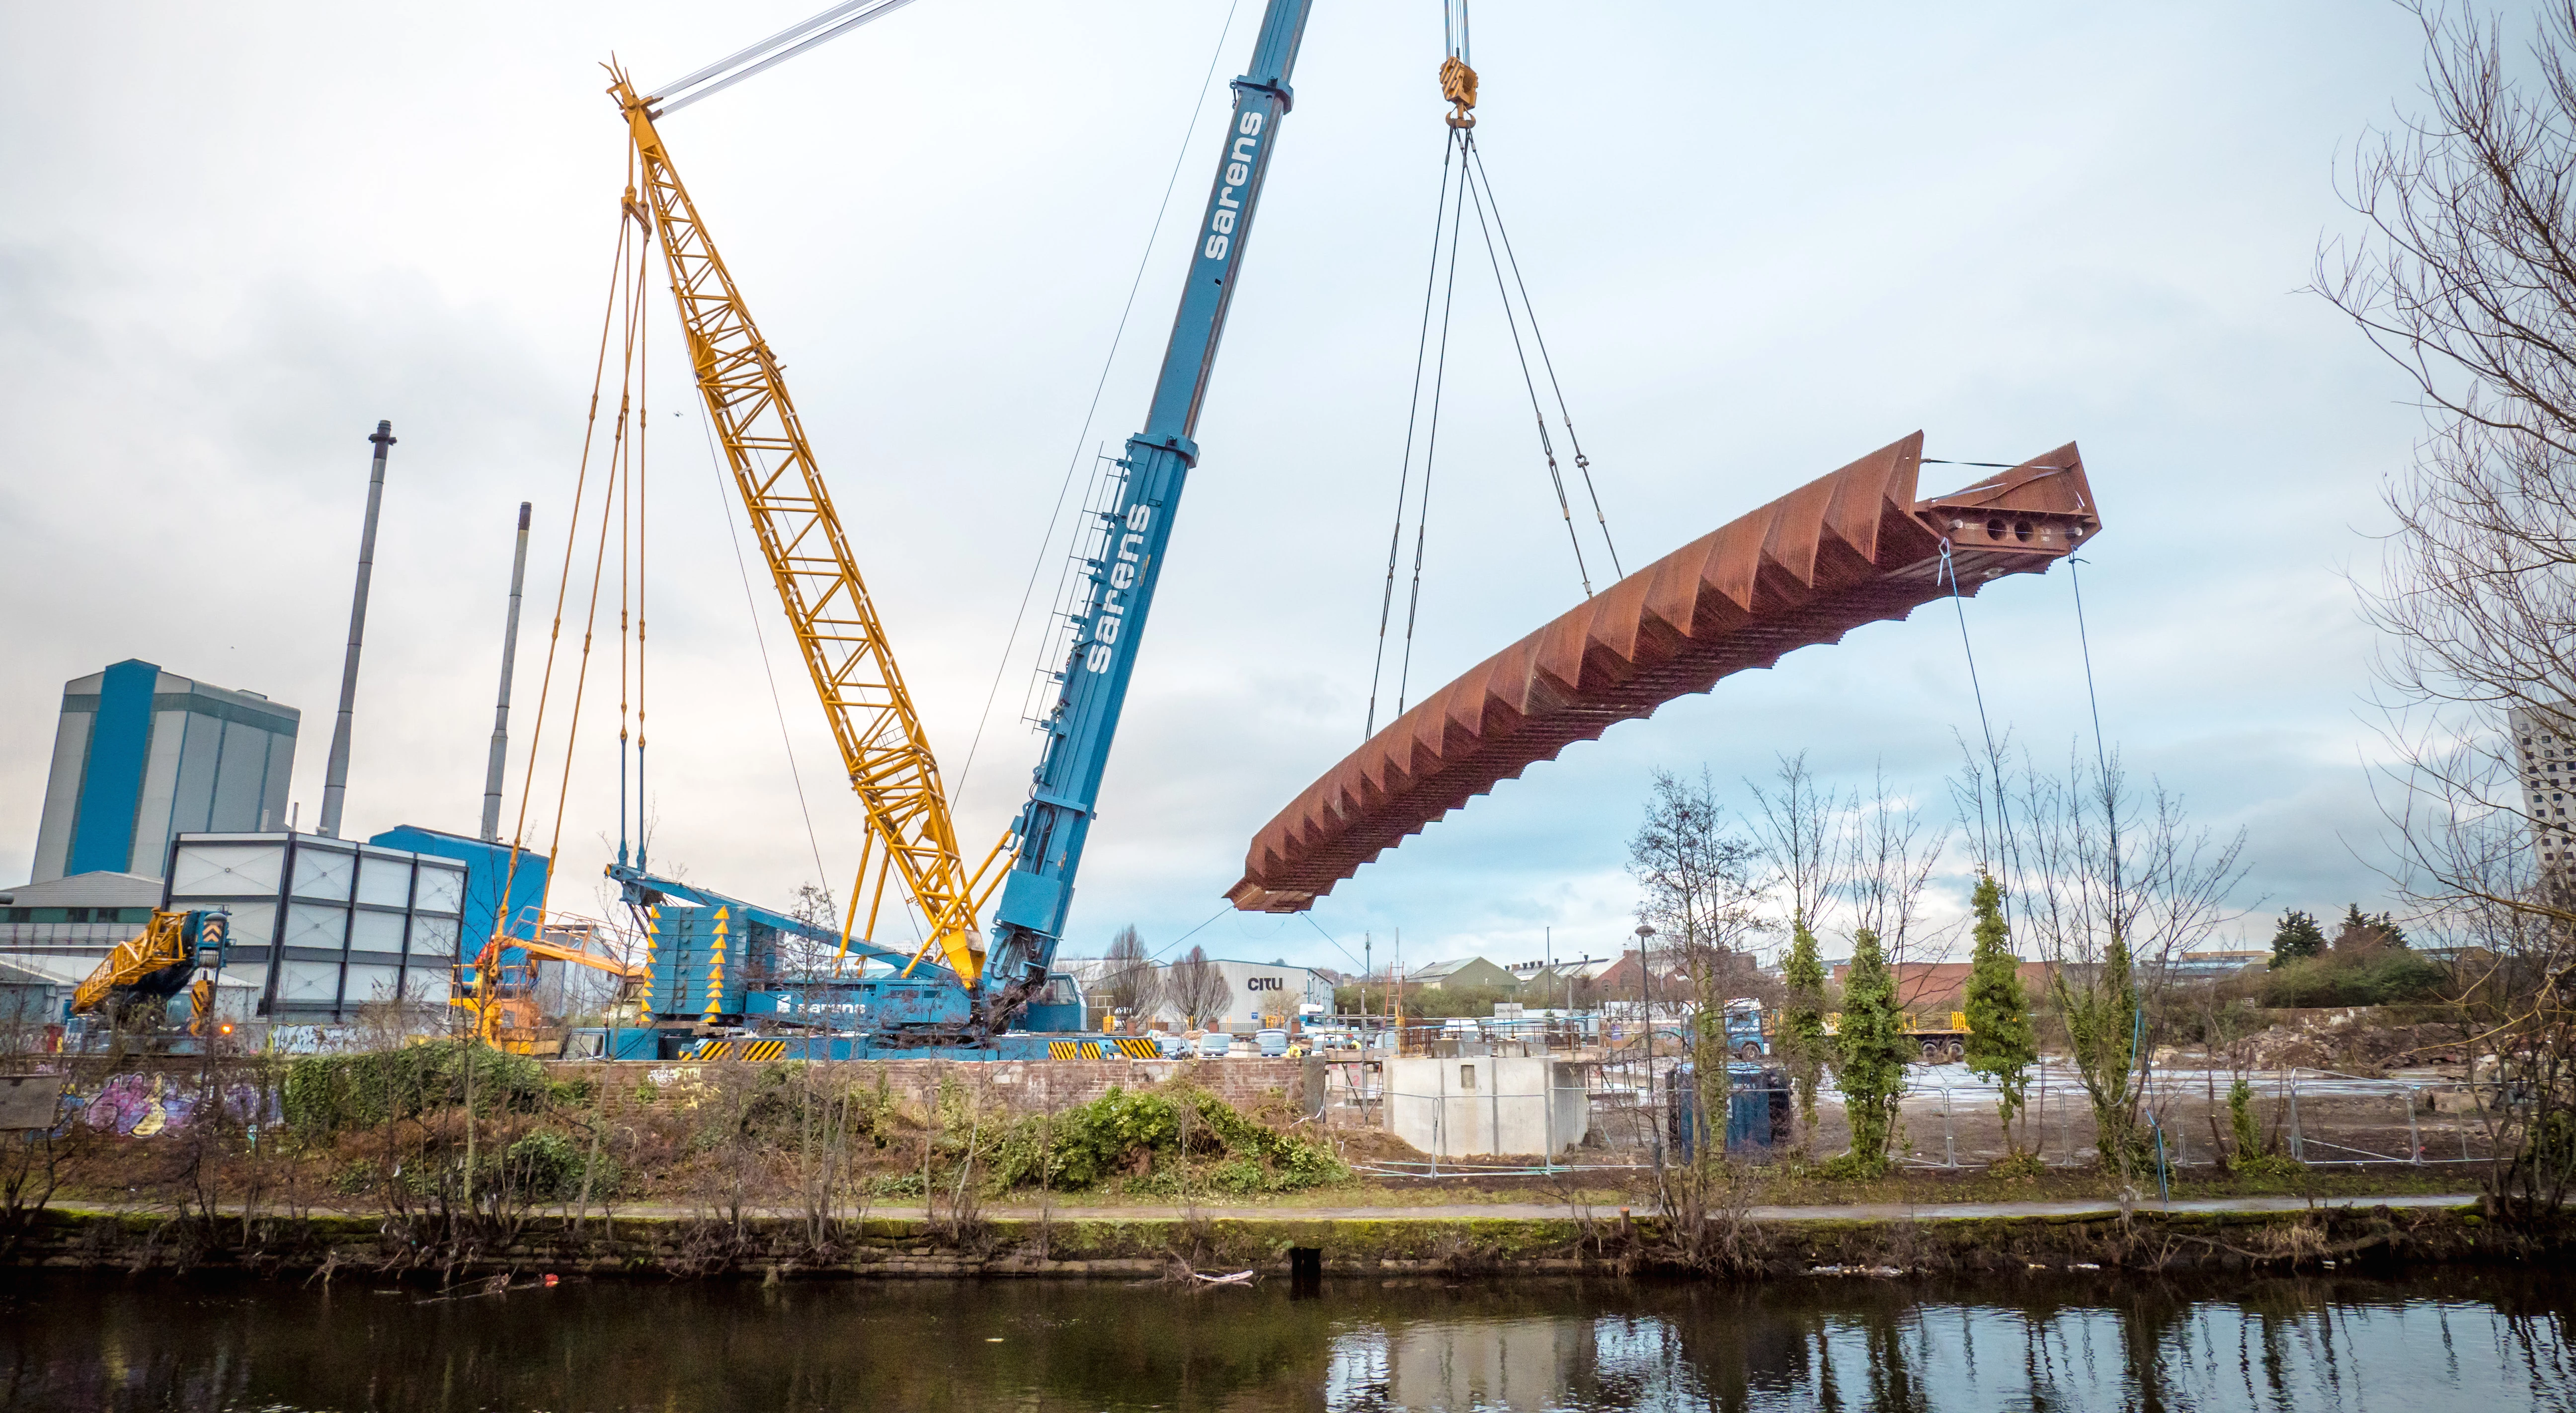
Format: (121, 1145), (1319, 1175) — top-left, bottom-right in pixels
(1440, 55), (1478, 129)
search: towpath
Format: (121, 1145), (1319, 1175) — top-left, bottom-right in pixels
(553, 1192), (2482, 1223)
(50, 1192), (2478, 1224)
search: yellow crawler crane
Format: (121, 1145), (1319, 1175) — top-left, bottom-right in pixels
(606, 66), (1008, 987)
(71, 908), (230, 1035)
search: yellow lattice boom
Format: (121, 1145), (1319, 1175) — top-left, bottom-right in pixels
(611, 68), (995, 984)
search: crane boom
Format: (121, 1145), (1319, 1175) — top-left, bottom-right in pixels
(611, 68), (991, 985)
(982, 0), (1316, 1019)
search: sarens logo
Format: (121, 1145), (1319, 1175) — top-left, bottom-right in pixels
(1077, 105), (1266, 678)
(1202, 110), (1265, 261)
(1084, 501), (1155, 674)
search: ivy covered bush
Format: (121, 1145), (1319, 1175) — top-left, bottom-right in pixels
(988, 1084), (1347, 1194)
(282, 1040), (552, 1135)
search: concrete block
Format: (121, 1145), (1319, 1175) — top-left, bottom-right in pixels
(1383, 1056), (1587, 1158)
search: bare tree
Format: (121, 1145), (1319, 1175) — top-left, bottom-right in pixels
(2315, 0), (2576, 1215)
(1629, 768), (1763, 1186)
(1167, 947), (1232, 1031)
(1749, 754), (1847, 1150)
(1844, 765), (1949, 969)
(1099, 924), (1164, 1028)
(2006, 747), (2246, 1182)
(778, 882), (844, 977)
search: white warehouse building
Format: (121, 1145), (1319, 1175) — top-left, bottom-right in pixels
(1169, 958), (1329, 1034)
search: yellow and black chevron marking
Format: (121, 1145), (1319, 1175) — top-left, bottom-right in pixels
(691, 1040), (736, 1061)
(642, 907), (660, 1010)
(743, 1039), (787, 1062)
(1049, 1038), (1157, 1059)
(703, 907), (730, 1020)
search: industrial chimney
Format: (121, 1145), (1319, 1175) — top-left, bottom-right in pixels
(317, 420), (395, 839)
(482, 502), (532, 842)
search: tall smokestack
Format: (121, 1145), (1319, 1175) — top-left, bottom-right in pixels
(318, 420), (395, 840)
(482, 502), (533, 842)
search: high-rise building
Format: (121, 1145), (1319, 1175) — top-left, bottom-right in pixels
(2509, 706), (2576, 875)
(30, 659), (299, 884)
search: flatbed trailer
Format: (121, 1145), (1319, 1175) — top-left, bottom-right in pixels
(1818, 1010), (1971, 1064)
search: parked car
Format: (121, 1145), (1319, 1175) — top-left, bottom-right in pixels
(1255, 1028), (1289, 1057)
(1196, 1031), (1233, 1059)
(1154, 1032), (1192, 1059)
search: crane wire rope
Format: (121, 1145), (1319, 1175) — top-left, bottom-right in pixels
(493, 194), (643, 962)
(644, 0), (928, 118)
(954, 0), (1248, 803)
(617, 264), (642, 869)
(1389, 128), (1475, 730)
(1366, 23), (1624, 738)
(1364, 129), (1462, 741)
(536, 242), (653, 931)
(635, 314), (650, 873)
(1462, 136), (1620, 579)
(1460, 129), (1594, 598)
(692, 406), (838, 912)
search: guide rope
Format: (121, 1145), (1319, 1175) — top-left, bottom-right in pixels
(1938, 540), (2014, 894)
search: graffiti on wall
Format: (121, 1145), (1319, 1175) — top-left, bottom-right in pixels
(71, 1073), (280, 1137)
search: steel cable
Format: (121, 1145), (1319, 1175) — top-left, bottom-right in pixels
(1460, 131), (1593, 597)
(957, 0), (1247, 801)
(1463, 137), (1621, 579)
(1365, 127), (1464, 741)
(1393, 129), (1477, 725)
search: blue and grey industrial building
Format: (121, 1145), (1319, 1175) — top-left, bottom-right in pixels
(30, 658), (299, 884)
(7, 659), (547, 1027)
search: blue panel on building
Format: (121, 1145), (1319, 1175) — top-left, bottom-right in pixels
(366, 825), (548, 961)
(67, 659), (158, 877)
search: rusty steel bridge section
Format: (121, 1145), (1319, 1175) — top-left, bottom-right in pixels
(1226, 432), (2101, 913)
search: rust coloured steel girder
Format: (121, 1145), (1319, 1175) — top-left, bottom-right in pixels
(1226, 432), (2100, 913)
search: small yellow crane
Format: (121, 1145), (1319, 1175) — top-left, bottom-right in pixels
(451, 929), (646, 1054)
(71, 909), (232, 1036)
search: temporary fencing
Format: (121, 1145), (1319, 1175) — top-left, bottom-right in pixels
(1320, 1049), (2503, 1174)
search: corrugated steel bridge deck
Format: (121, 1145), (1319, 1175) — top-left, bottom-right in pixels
(1228, 431), (2100, 913)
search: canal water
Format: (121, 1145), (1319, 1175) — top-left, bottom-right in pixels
(4, 1267), (2573, 1411)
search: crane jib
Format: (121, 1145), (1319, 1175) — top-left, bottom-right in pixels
(988, 0), (1314, 982)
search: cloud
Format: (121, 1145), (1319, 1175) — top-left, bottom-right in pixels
(0, 0), (2438, 976)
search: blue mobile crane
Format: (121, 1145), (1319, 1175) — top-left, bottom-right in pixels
(577, 0), (1316, 1060)
(980, 0), (1314, 1028)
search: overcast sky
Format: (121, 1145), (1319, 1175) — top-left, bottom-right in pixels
(0, 1), (2465, 971)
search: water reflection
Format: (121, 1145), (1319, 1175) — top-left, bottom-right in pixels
(4, 1269), (2573, 1411)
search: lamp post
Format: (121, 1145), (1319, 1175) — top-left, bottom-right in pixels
(1635, 923), (1657, 1142)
